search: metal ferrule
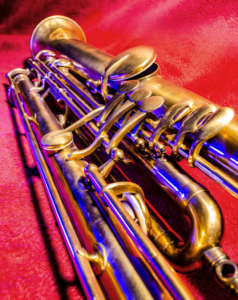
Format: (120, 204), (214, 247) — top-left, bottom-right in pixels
(13, 74), (156, 300)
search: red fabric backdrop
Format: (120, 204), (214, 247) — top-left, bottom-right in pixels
(0, 0), (238, 299)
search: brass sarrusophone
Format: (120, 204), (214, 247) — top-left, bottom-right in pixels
(7, 15), (238, 299)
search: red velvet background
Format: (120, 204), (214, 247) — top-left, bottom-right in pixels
(1, 1), (238, 299)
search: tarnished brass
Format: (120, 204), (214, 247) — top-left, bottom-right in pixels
(106, 96), (164, 153)
(9, 75), (105, 300)
(172, 104), (217, 155)
(188, 107), (235, 166)
(204, 247), (238, 293)
(97, 80), (139, 126)
(9, 72), (157, 300)
(102, 46), (156, 98)
(8, 14), (238, 299)
(41, 107), (104, 151)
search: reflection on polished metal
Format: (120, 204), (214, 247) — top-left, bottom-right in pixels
(8, 72), (158, 300)
(7, 14), (238, 299)
(102, 46), (156, 98)
(97, 80), (139, 126)
(172, 104), (217, 155)
(67, 86), (153, 160)
(188, 107), (235, 166)
(106, 96), (164, 153)
(9, 76), (105, 300)
(41, 107), (104, 152)
(149, 98), (195, 149)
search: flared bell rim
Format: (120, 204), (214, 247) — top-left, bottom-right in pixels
(30, 15), (86, 57)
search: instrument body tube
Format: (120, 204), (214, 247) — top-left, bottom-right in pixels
(11, 84), (105, 300)
(14, 74), (155, 300)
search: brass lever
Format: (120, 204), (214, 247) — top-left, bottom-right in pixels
(97, 80), (139, 126)
(188, 107), (235, 166)
(102, 46), (156, 99)
(68, 87), (152, 160)
(106, 96), (164, 153)
(41, 107), (104, 152)
(149, 98), (194, 149)
(76, 243), (107, 275)
(172, 104), (217, 155)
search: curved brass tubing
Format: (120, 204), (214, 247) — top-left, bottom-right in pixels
(150, 156), (223, 272)
(122, 146), (224, 273)
(101, 181), (152, 236)
(157, 188), (222, 272)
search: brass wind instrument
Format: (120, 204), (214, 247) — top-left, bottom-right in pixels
(7, 15), (238, 299)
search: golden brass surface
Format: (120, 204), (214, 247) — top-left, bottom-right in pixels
(97, 80), (139, 126)
(76, 243), (107, 274)
(68, 93), (150, 160)
(118, 80), (140, 93)
(30, 15), (86, 56)
(10, 79), (105, 300)
(9, 14), (238, 299)
(11, 72), (157, 300)
(101, 181), (152, 235)
(106, 96), (164, 153)
(41, 107), (104, 151)
(172, 104), (217, 155)
(85, 164), (194, 300)
(149, 98), (195, 149)
(106, 46), (156, 81)
(188, 107), (235, 166)
(102, 46), (155, 99)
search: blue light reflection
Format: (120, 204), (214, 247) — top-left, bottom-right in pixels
(230, 157), (238, 165)
(156, 170), (179, 192)
(39, 163), (75, 257)
(209, 145), (224, 156)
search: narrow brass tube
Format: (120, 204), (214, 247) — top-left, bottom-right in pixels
(13, 74), (156, 300)
(11, 84), (105, 300)
(119, 143), (223, 272)
(49, 63), (101, 110)
(14, 73), (194, 299)
(86, 165), (194, 300)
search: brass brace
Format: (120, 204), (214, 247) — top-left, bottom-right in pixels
(76, 243), (107, 275)
(24, 113), (39, 126)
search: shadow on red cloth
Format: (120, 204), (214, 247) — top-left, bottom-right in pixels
(4, 83), (84, 299)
